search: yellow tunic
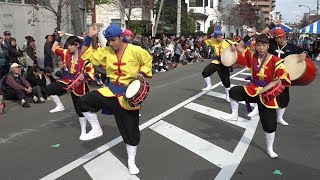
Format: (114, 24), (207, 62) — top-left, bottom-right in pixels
(205, 39), (237, 64)
(81, 43), (152, 110)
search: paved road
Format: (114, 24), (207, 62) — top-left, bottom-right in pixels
(0, 60), (319, 180)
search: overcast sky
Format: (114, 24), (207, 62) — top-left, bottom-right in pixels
(275, 0), (317, 23)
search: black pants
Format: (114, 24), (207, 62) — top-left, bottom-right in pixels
(4, 85), (43, 100)
(46, 81), (86, 117)
(80, 90), (140, 146)
(230, 86), (277, 133)
(202, 63), (230, 88)
(277, 87), (289, 108)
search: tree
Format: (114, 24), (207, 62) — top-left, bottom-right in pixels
(28, 0), (68, 30)
(221, 0), (262, 32)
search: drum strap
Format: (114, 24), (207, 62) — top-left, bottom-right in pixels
(245, 76), (268, 87)
(105, 80), (126, 96)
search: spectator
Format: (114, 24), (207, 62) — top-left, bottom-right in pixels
(26, 65), (48, 99)
(25, 36), (39, 69)
(43, 66), (56, 85)
(1, 31), (12, 75)
(0, 36), (6, 79)
(123, 29), (134, 43)
(174, 39), (184, 63)
(7, 38), (23, 64)
(3, 63), (45, 108)
(44, 35), (54, 69)
(53, 60), (68, 79)
(81, 31), (87, 39)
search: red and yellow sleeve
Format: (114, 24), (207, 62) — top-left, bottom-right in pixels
(83, 61), (95, 80)
(274, 58), (291, 86)
(54, 46), (65, 58)
(244, 50), (253, 73)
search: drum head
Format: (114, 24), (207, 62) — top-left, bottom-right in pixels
(125, 80), (141, 98)
(283, 54), (306, 81)
(221, 46), (237, 67)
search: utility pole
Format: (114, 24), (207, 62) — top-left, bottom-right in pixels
(91, 0), (96, 23)
(177, 0), (181, 37)
(317, 0), (319, 15)
(153, 0), (164, 37)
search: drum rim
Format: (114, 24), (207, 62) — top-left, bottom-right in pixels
(124, 78), (143, 101)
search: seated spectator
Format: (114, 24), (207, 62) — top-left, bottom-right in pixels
(26, 65), (49, 99)
(3, 63), (45, 108)
(43, 66), (56, 85)
(53, 60), (68, 79)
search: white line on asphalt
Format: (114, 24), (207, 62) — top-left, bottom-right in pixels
(184, 102), (249, 129)
(40, 68), (247, 180)
(206, 91), (250, 106)
(215, 116), (259, 180)
(150, 120), (232, 168)
(220, 84), (238, 87)
(240, 72), (251, 76)
(232, 77), (249, 82)
(83, 151), (140, 180)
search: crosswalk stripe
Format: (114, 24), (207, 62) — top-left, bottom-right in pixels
(206, 91), (250, 106)
(220, 84), (237, 87)
(83, 151), (140, 180)
(40, 68), (248, 180)
(150, 120), (232, 168)
(232, 77), (249, 82)
(215, 116), (259, 180)
(240, 72), (251, 76)
(184, 102), (249, 129)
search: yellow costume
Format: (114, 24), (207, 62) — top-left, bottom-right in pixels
(205, 39), (237, 64)
(81, 44), (152, 110)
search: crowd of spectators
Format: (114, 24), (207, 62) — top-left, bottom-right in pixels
(0, 28), (224, 112)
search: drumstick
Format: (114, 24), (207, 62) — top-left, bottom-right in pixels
(57, 31), (84, 40)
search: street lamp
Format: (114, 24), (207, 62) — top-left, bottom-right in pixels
(298, 5), (311, 22)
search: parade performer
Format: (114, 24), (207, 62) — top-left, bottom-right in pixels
(222, 33), (291, 158)
(248, 25), (307, 125)
(79, 24), (152, 175)
(47, 32), (94, 140)
(201, 27), (237, 102)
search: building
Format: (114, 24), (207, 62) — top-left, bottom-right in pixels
(91, 1), (155, 33)
(252, 0), (276, 24)
(184, 0), (221, 33)
(0, 0), (86, 61)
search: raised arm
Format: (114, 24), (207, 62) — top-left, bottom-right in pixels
(51, 31), (65, 58)
(236, 29), (256, 54)
(260, 20), (282, 35)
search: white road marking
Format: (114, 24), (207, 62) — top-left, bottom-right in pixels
(206, 91), (251, 106)
(240, 72), (251, 76)
(150, 120), (232, 168)
(40, 68), (247, 180)
(220, 84), (238, 88)
(215, 116), (259, 180)
(83, 151), (140, 180)
(184, 102), (249, 129)
(231, 77), (249, 82)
